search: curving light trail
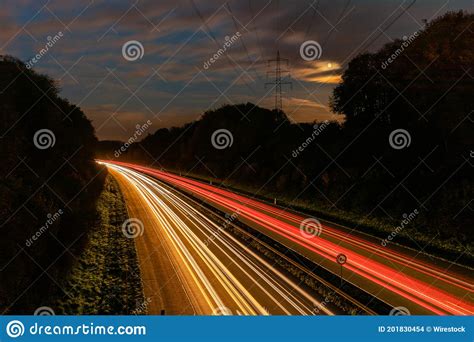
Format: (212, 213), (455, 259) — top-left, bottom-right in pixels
(104, 161), (474, 315)
(105, 162), (332, 315)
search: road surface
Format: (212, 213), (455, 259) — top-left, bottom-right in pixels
(105, 161), (474, 315)
(107, 164), (334, 315)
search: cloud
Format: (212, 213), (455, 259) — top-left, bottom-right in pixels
(283, 97), (343, 123)
(293, 60), (342, 84)
(1, 0), (469, 140)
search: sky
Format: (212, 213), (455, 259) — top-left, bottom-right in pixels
(0, 0), (472, 141)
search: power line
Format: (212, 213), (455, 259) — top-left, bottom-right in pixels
(320, 0), (351, 48)
(266, 50), (292, 112)
(248, 0), (265, 62)
(190, 0), (255, 92)
(265, 0), (292, 112)
(356, 0), (416, 56)
(225, 2), (261, 80)
(303, 0), (320, 43)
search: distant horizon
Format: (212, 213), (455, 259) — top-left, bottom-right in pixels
(1, 0), (470, 140)
(94, 101), (345, 143)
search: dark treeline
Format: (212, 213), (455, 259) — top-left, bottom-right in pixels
(0, 56), (104, 312)
(102, 12), (473, 258)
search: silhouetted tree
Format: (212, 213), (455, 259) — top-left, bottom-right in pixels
(0, 56), (104, 312)
(97, 12), (472, 260)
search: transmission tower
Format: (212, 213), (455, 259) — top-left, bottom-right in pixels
(265, 50), (292, 112)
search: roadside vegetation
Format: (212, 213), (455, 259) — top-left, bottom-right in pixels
(54, 174), (144, 314)
(0, 56), (145, 313)
(0, 56), (102, 312)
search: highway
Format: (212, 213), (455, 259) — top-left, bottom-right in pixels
(106, 163), (334, 315)
(104, 161), (474, 315)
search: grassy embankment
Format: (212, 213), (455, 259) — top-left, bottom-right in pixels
(54, 174), (145, 314)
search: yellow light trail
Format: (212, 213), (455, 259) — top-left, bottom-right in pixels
(104, 162), (333, 315)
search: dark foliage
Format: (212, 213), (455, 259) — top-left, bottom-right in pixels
(330, 11), (473, 246)
(102, 12), (473, 256)
(0, 56), (104, 313)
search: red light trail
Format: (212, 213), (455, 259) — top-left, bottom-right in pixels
(103, 161), (474, 315)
